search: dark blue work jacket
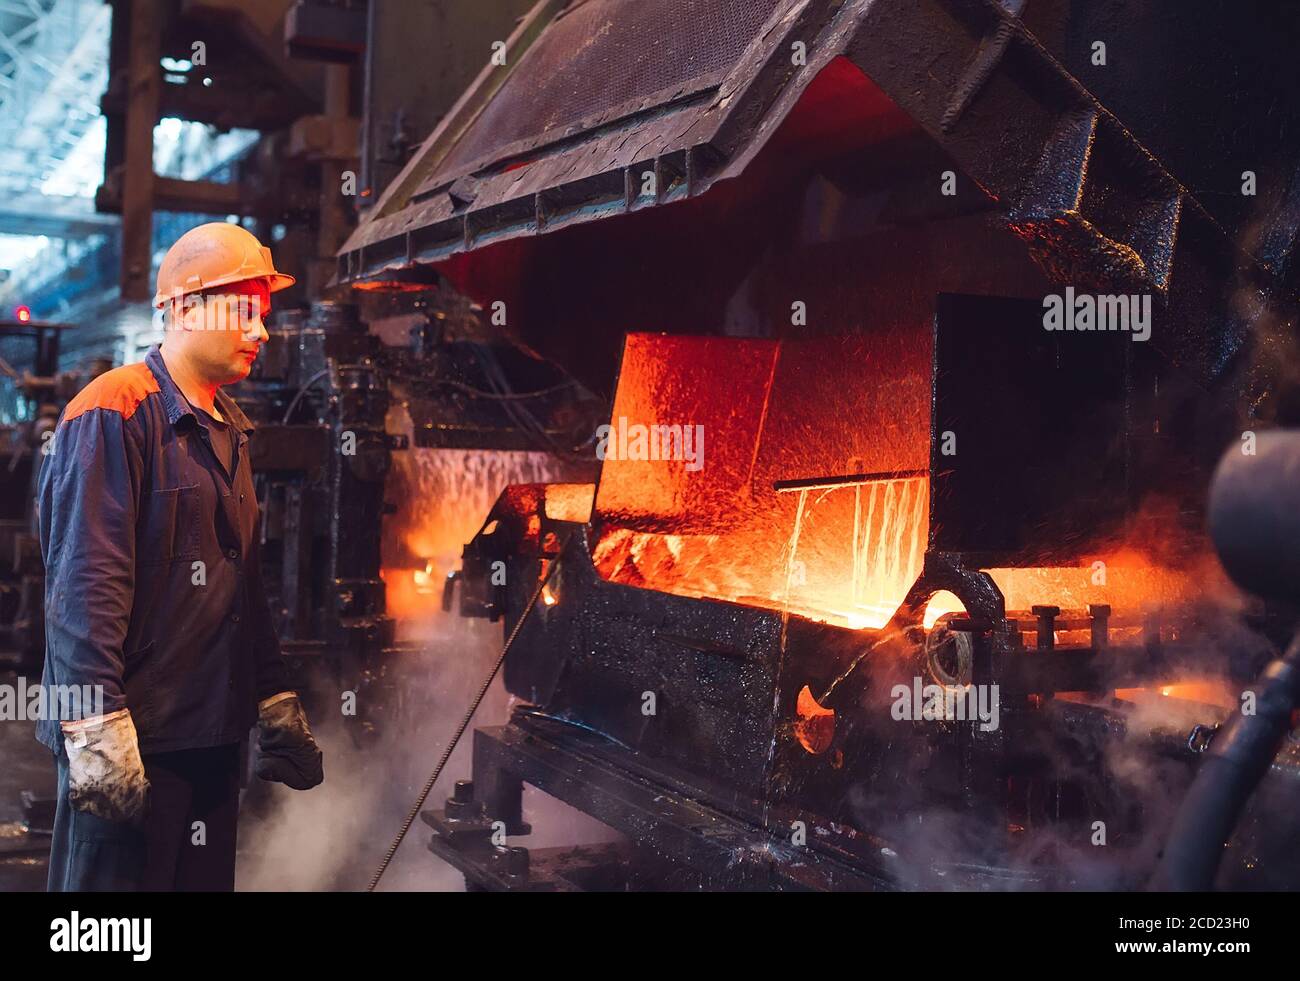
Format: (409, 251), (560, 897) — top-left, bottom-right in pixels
(35, 344), (289, 754)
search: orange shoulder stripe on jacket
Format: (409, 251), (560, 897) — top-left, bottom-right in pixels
(63, 362), (159, 424)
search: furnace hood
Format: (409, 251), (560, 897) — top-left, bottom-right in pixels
(337, 0), (1295, 389)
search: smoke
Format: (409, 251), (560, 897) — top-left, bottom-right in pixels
(235, 443), (611, 892)
(834, 587), (1280, 890)
(236, 612), (504, 891)
(236, 605), (621, 891)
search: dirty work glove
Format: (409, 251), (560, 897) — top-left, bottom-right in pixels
(254, 692), (323, 790)
(61, 709), (150, 825)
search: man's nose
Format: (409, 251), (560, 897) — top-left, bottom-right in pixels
(246, 317), (269, 344)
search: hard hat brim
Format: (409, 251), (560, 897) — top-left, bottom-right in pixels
(152, 271), (297, 309)
(264, 272), (297, 295)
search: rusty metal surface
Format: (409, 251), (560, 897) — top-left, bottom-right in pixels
(336, 0), (846, 277)
(443, 487), (1300, 888)
(845, 0), (1290, 386)
(360, 0), (538, 212)
(339, 0), (1298, 393)
(430, 0), (783, 184)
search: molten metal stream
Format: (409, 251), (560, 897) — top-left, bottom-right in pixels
(781, 474), (928, 628)
(594, 476), (930, 630)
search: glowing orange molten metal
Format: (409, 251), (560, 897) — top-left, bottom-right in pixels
(587, 330), (1221, 692)
(922, 554), (1210, 630)
(592, 332), (931, 629)
(381, 448), (591, 633)
(795, 685), (835, 754)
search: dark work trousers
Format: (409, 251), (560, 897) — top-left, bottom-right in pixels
(47, 741), (243, 891)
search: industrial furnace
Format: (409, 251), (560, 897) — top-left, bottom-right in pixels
(335, 0), (1300, 891)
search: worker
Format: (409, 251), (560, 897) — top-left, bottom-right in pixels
(36, 221), (324, 891)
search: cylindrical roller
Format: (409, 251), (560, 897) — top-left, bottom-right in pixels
(1207, 429), (1300, 604)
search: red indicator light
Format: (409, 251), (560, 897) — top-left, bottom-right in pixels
(15, 305), (31, 323)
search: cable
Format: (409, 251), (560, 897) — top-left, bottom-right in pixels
(390, 359), (604, 461)
(1148, 629), (1300, 890)
(389, 371), (580, 402)
(281, 368), (331, 424)
(469, 342), (571, 455)
(432, 377), (577, 401)
(367, 535), (571, 892)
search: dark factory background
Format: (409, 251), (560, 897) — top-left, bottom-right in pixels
(1, 0), (1300, 896)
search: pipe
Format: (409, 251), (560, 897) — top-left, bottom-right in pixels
(1149, 632), (1300, 890)
(1149, 430), (1300, 889)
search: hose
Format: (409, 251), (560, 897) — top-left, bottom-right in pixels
(1148, 630), (1300, 890)
(281, 368), (331, 424)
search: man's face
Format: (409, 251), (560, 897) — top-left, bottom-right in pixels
(169, 279), (271, 384)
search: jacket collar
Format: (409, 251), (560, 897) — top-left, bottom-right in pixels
(145, 344), (256, 436)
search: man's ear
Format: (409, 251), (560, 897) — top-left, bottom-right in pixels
(175, 291), (206, 331)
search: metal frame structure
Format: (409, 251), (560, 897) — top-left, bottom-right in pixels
(338, 0), (1298, 397)
(0, 0), (109, 200)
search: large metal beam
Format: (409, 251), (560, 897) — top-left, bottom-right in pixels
(119, 0), (161, 302)
(0, 197), (118, 238)
(99, 170), (245, 215)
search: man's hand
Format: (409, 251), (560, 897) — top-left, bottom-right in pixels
(61, 709), (150, 824)
(253, 692), (323, 790)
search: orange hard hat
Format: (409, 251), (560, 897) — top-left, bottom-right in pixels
(153, 221), (296, 309)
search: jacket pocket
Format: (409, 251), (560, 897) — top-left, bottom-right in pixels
(123, 639), (154, 674)
(138, 485), (201, 565)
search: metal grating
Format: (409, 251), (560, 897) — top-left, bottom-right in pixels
(432, 0), (782, 181)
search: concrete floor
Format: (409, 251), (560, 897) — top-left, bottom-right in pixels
(0, 669), (56, 891)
